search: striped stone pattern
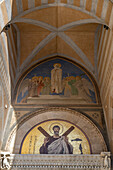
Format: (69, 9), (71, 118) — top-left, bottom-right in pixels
(97, 9), (113, 102)
(0, 43), (10, 103)
(96, 2), (113, 153)
(0, 83), (3, 148)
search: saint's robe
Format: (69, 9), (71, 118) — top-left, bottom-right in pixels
(40, 136), (73, 154)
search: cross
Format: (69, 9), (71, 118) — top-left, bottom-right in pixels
(38, 126), (75, 137)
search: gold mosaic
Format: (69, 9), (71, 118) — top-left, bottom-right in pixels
(21, 120), (91, 154)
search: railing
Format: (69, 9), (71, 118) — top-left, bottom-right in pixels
(0, 152), (111, 169)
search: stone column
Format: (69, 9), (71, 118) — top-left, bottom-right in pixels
(101, 152), (111, 170)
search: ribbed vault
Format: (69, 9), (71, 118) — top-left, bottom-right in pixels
(0, 0), (113, 91)
(0, 0), (113, 161)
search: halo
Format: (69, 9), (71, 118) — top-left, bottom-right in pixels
(32, 76), (39, 80)
(44, 77), (50, 80)
(49, 122), (63, 135)
(38, 76), (43, 80)
(53, 63), (61, 68)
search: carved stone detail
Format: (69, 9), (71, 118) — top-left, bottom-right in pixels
(0, 152), (111, 169)
(0, 152), (11, 169)
(101, 152), (111, 170)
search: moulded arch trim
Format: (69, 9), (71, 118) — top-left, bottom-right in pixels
(9, 3), (107, 27)
(10, 18), (103, 32)
(0, 1), (110, 34)
(5, 108), (107, 154)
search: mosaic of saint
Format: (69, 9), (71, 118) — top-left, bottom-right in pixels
(20, 120), (91, 154)
(16, 58), (96, 103)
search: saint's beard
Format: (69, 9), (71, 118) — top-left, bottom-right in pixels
(54, 131), (59, 135)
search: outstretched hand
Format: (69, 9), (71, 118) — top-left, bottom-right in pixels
(44, 137), (49, 146)
(62, 136), (69, 143)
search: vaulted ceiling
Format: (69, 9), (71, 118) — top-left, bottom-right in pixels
(0, 0), (113, 155)
(0, 0), (113, 93)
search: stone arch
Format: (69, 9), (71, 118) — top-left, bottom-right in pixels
(0, 0), (110, 32)
(5, 108), (107, 154)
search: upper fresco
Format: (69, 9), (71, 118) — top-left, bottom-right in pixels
(16, 58), (97, 104)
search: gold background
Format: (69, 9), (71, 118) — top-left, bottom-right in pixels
(21, 120), (91, 154)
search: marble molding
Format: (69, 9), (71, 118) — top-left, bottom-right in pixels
(0, 152), (111, 170)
